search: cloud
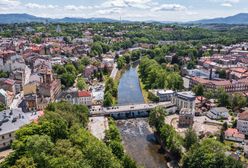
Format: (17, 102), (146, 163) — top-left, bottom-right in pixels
(221, 3), (232, 7)
(25, 3), (58, 9)
(64, 5), (91, 11)
(151, 4), (187, 12)
(0, 0), (20, 6)
(0, 0), (20, 10)
(226, 0), (239, 3)
(102, 0), (152, 9)
(97, 8), (122, 15)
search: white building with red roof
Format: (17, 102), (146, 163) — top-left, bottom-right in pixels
(225, 128), (245, 143)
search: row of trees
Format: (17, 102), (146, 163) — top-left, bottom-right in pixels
(53, 57), (91, 88)
(193, 85), (247, 111)
(0, 102), (136, 168)
(104, 78), (118, 107)
(148, 107), (244, 168)
(139, 56), (183, 90)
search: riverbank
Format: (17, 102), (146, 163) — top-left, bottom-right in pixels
(137, 66), (149, 103)
(117, 118), (168, 168)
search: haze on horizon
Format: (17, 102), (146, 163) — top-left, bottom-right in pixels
(0, 0), (247, 22)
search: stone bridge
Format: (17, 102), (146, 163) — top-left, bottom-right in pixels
(90, 102), (177, 119)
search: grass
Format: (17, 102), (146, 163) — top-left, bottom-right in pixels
(137, 67), (149, 103)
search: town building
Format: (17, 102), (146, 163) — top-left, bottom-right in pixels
(38, 68), (61, 101)
(237, 111), (248, 135)
(178, 108), (194, 127)
(225, 128), (245, 143)
(207, 107), (229, 120)
(190, 77), (248, 93)
(0, 109), (44, 150)
(156, 90), (174, 102)
(0, 89), (14, 107)
(171, 91), (195, 111)
(58, 89), (92, 107)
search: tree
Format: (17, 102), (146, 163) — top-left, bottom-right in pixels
(160, 124), (182, 158)
(109, 141), (124, 159)
(182, 138), (243, 168)
(11, 157), (36, 168)
(91, 42), (103, 56)
(184, 127), (198, 150)
(231, 93), (247, 111)
(77, 77), (87, 90)
(122, 155), (137, 168)
(0, 71), (9, 78)
(0, 103), (5, 112)
(60, 73), (76, 87)
(149, 107), (167, 133)
(217, 88), (230, 107)
(117, 57), (126, 69)
(103, 91), (113, 107)
(217, 69), (227, 79)
(187, 61), (196, 70)
(192, 84), (204, 96)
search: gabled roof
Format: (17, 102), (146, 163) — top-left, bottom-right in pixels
(239, 111), (248, 121)
(78, 91), (91, 97)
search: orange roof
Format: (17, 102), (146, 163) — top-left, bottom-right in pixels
(231, 68), (247, 73)
(239, 111), (248, 121)
(78, 91), (91, 97)
(225, 128), (245, 139)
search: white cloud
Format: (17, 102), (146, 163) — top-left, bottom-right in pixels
(97, 8), (122, 15)
(0, 0), (20, 6)
(102, 0), (152, 9)
(0, 0), (20, 10)
(151, 4), (187, 12)
(64, 5), (91, 11)
(219, 0), (240, 7)
(25, 3), (58, 9)
(226, 0), (239, 3)
(221, 3), (232, 7)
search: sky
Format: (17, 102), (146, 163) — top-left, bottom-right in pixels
(0, 0), (247, 22)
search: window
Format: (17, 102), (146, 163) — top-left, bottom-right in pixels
(2, 136), (4, 139)
(9, 134), (11, 137)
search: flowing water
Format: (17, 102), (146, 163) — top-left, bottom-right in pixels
(117, 65), (167, 168)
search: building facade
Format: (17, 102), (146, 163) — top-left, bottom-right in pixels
(171, 91), (196, 111)
(237, 111), (248, 135)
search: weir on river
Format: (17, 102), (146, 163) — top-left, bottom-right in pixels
(117, 65), (167, 168)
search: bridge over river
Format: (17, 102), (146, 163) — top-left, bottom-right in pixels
(90, 102), (177, 119)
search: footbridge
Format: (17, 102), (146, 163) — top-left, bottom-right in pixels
(90, 102), (177, 119)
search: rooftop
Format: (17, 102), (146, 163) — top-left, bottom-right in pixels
(238, 111), (248, 121)
(0, 109), (43, 136)
(211, 107), (228, 113)
(225, 128), (245, 139)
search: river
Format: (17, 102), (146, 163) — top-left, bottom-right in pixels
(117, 65), (167, 168)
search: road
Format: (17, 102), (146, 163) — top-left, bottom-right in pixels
(10, 91), (23, 109)
(110, 63), (118, 79)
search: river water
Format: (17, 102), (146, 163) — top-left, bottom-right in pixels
(118, 66), (144, 106)
(117, 66), (167, 168)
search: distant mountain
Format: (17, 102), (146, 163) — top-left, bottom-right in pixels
(52, 17), (119, 23)
(0, 13), (46, 24)
(0, 13), (248, 25)
(0, 13), (120, 24)
(192, 13), (248, 24)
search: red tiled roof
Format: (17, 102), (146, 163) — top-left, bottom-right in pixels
(225, 128), (245, 139)
(4, 79), (15, 85)
(78, 91), (91, 97)
(239, 111), (248, 121)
